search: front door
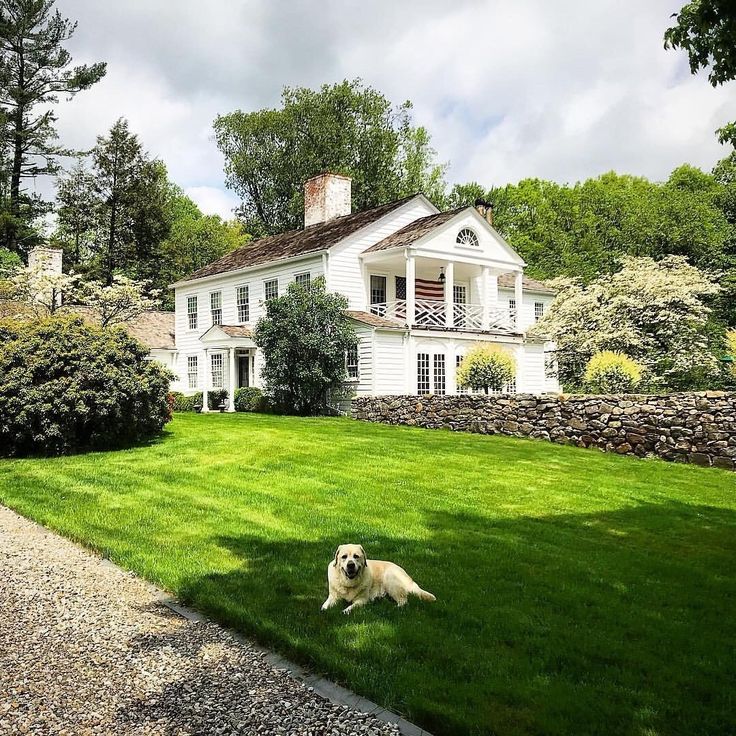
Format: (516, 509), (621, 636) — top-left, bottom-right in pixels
(238, 354), (250, 387)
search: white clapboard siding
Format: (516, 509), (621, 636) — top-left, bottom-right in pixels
(328, 197), (437, 309)
(497, 288), (555, 332)
(373, 331), (409, 395)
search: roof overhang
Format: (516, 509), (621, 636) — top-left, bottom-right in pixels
(199, 325), (257, 348)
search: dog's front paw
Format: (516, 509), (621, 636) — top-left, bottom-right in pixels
(342, 606), (352, 615)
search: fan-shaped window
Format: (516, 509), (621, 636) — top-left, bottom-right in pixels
(456, 228), (479, 247)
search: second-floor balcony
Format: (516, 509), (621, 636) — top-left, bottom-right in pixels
(371, 298), (517, 332)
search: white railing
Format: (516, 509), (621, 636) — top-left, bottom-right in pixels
(370, 300), (518, 332)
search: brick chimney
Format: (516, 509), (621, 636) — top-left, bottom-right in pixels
(304, 173), (352, 227)
(28, 246), (63, 275)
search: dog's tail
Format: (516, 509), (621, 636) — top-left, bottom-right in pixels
(413, 583), (436, 602)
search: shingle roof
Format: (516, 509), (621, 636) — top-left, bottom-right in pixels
(345, 310), (405, 329)
(124, 311), (176, 349)
(363, 209), (464, 253)
(497, 274), (555, 295)
(219, 325), (254, 338)
(182, 195), (419, 283)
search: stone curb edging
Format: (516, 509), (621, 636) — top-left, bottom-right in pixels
(97, 559), (435, 736)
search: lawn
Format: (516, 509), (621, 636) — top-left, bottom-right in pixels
(1, 413), (734, 736)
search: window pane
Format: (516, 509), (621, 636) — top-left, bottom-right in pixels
(346, 344), (359, 379)
(187, 296), (198, 330)
(187, 356), (198, 390)
(417, 353), (430, 395)
(534, 301), (544, 321)
(456, 354), (467, 394)
(370, 275), (387, 315)
(210, 291), (222, 326)
(295, 272), (311, 288)
(264, 279), (278, 301)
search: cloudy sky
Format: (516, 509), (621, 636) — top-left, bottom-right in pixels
(46, 0), (736, 219)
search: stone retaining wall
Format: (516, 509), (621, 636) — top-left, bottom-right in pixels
(352, 393), (736, 470)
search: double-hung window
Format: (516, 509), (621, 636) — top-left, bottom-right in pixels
(417, 353), (430, 395)
(187, 356), (198, 390)
(187, 296), (198, 330)
(237, 285), (249, 323)
(211, 353), (224, 389)
(456, 354), (468, 394)
(534, 301), (545, 322)
(210, 291), (222, 326)
(346, 344), (359, 380)
(264, 279), (279, 301)
(509, 298), (517, 327)
(295, 272), (311, 289)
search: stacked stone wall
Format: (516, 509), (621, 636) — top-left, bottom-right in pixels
(352, 393), (736, 470)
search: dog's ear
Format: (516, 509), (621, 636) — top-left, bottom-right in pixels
(333, 546), (341, 567)
(359, 545), (367, 566)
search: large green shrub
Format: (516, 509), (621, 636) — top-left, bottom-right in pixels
(0, 316), (173, 456)
(170, 391), (201, 412)
(456, 344), (516, 394)
(207, 388), (228, 411)
(584, 351), (643, 393)
(234, 386), (264, 412)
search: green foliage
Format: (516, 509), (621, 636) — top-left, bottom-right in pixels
(170, 391), (201, 412)
(233, 386), (264, 412)
(726, 330), (736, 379)
(0, 0), (106, 254)
(584, 351), (643, 393)
(0, 315), (171, 456)
(456, 343), (516, 394)
(255, 276), (356, 415)
(533, 256), (721, 390)
(207, 388), (228, 411)
(0, 245), (19, 272)
(214, 79), (446, 236)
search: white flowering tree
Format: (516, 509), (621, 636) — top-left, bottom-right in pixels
(1, 260), (81, 317)
(531, 256), (721, 390)
(81, 276), (161, 328)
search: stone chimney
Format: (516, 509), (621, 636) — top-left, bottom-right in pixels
(474, 199), (494, 226)
(304, 173), (352, 227)
(28, 246), (63, 276)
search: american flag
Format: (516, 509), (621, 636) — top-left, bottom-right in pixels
(415, 278), (445, 301)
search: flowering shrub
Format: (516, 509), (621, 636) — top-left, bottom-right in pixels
(727, 330), (736, 380)
(456, 344), (516, 394)
(584, 351), (643, 393)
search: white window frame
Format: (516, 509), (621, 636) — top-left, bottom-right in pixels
(534, 301), (545, 322)
(264, 278), (279, 301)
(456, 227), (480, 248)
(295, 272), (311, 288)
(187, 295), (198, 331)
(210, 291), (222, 326)
(211, 353), (224, 389)
(346, 343), (359, 380)
(369, 274), (387, 315)
(456, 354), (468, 394)
(417, 352), (430, 395)
(236, 285), (249, 323)
(187, 355), (198, 390)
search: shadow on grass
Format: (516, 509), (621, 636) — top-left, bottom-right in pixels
(123, 501), (736, 736)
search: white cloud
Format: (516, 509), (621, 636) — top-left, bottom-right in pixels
(185, 186), (240, 220)
(44, 0), (736, 211)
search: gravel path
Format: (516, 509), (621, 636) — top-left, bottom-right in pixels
(0, 505), (401, 736)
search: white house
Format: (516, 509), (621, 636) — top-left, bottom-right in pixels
(170, 173), (558, 410)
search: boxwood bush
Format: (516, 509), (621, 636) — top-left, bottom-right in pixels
(170, 391), (201, 412)
(234, 387), (264, 412)
(0, 316), (173, 456)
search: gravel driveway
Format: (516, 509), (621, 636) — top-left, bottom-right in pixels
(0, 505), (401, 736)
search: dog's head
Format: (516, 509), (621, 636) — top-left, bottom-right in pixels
(333, 543), (367, 580)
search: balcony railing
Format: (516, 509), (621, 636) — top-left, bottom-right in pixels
(371, 299), (517, 332)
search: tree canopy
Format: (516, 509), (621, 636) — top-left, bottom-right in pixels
(214, 79), (447, 236)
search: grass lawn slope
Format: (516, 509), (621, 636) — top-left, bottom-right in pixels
(1, 413), (734, 736)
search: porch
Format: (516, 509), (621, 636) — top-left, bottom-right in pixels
(361, 250), (524, 333)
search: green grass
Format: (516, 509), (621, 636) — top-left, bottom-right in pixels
(1, 414), (735, 736)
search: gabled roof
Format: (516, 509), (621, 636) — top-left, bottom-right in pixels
(363, 209), (464, 254)
(497, 274), (555, 295)
(180, 195), (421, 283)
(346, 310), (405, 329)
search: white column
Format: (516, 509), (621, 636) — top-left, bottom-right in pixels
(514, 271), (524, 331)
(201, 348), (210, 413)
(405, 253), (416, 327)
(481, 266), (490, 330)
(228, 347), (237, 412)
(444, 261), (454, 328)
